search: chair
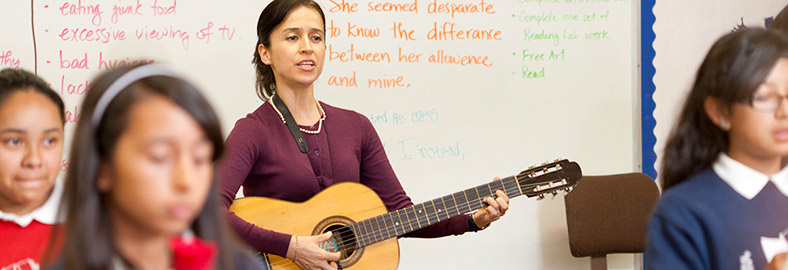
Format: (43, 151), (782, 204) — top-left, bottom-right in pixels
(564, 173), (660, 270)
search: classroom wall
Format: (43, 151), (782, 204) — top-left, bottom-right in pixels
(1, 0), (641, 269)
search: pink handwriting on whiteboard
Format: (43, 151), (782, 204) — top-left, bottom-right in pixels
(60, 75), (90, 96)
(60, 0), (103, 26)
(0, 50), (21, 69)
(151, 0), (177, 16)
(110, 0), (143, 24)
(135, 25), (190, 50)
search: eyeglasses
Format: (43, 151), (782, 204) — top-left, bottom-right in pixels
(750, 92), (788, 112)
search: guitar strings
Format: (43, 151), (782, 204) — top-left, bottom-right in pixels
(264, 177), (570, 269)
(341, 178), (555, 249)
(322, 177), (522, 250)
(320, 178), (552, 254)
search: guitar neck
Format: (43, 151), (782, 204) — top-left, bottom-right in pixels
(351, 176), (524, 248)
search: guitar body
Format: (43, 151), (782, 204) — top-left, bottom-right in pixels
(230, 159), (583, 270)
(230, 182), (400, 270)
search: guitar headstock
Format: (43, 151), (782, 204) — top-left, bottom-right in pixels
(517, 159), (582, 199)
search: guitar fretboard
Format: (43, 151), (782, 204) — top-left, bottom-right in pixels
(350, 176), (523, 248)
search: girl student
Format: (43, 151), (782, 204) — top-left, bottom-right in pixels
(646, 28), (788, 269)
(0, 68), (65, 269)
(54, 64), (260, 270)
(218, 0), (510, 269)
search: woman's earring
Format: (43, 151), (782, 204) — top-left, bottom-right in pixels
(720, 119), (730, 130)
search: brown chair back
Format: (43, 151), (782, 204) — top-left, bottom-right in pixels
(564, 173), (659, 269)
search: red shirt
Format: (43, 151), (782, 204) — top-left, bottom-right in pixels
(0, 220), (56, 269)
(0, 180), (63, 269)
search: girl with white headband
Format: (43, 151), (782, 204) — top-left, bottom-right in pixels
(52, 64), (261, 270)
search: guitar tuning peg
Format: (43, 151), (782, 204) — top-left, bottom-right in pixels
(551, 190), (558, 195)
(554, 158), (560, 162)
(528, 165), (534, 169)
(564, 190), (571, 196)
(537, 194), (545, 201)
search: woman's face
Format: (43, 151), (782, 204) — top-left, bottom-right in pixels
(99, 94), (213, 237)
(728, 58), (788, 164)
(259, 6), (326, 90)
(0, 90), (63, 215)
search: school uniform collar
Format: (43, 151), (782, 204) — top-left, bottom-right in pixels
(713, 153), (788, 200)
(0, 178), (63, 227)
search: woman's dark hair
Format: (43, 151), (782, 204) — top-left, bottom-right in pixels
(252, 0), (325, 101)
(770, 5), (788, 33)
(661, 28), (788, 191)
(56, 64), (249, 269)
(0, 68), (65, 124)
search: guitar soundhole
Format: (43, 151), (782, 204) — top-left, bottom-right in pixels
(322, 225), (356, 260)
(313, 216), (363, 267)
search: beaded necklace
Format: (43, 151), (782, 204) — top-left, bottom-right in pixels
(269, 98), (326, 134)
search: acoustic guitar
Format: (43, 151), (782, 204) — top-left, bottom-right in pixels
(230, 159), (582, 270)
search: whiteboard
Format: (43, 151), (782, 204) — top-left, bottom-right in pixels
(0, 0), (640, 269)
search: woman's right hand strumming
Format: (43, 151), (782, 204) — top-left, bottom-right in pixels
(287, 232), (341, 270)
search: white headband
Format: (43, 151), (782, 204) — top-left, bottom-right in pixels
(91, 64), (179, 128)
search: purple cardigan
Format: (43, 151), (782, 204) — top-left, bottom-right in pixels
(218, 101), (472, 257)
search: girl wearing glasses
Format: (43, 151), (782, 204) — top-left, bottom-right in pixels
(646, 28), (788, 269)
